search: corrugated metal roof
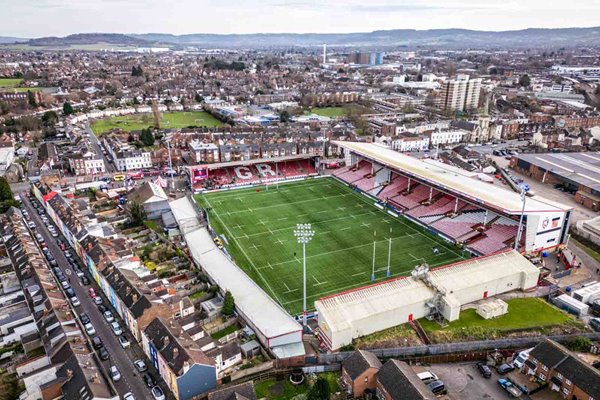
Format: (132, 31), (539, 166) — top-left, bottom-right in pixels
(333, 141), (570, 214)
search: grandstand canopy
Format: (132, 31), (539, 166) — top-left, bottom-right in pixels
(334, 141), (570, 215)
(189, 154), (315, 171)
(170, 197), (303, 355)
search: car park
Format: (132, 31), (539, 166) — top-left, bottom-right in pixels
(151, 386), (165, 400)
(133, 359), (147, 372)
(103, 311), (114, 323)
(118, 335), (130, 349)
(476, 362), (492, 378)
(99, 347), (110, 361)
(142, 372), (156, 388)
(84, 323), (96, 335)
(110, 366), (121, 382)
(111, 322), (122, 335)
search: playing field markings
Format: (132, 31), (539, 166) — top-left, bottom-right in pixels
(232, 224), (243, 229)
(381, 219), (391, 223)
(340, 227), (351, 231)
(258, 219), (266, 225)
(224, 192), (350, 215)
(278, 217), (288, 221)
(202, 196), (284, 305)
(275, 239), (285, 245)
(360, 222), (371, 228)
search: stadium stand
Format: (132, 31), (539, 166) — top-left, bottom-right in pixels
(469, 223), (519, 255)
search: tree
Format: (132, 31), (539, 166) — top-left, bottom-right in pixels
(63, 101), (74, 115)
(133, 96), (140, 105)
(222, 290), (235, 315)
(195, 93), (204, 103)
(27, 90), (37, 107)
(126, 202), (146, 227)
(131, 65), (144, 77)
(518, 74), (531, 88)
(0, 371), (19, 400)
(307, 377), (330, 400)
(0, 101), (9, 115)
(279, 109), (291, 123)
(0, 177), (18, 213)
(139, 129), (154, 147)
(42, 110), (58, 125)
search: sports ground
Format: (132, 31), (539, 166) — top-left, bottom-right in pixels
(91, 111), (224, 134)
(196, 178), (469, 315)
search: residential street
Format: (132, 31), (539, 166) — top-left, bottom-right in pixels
(21, 193), (173, 400)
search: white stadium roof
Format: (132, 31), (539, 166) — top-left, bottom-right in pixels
(170, 197), (303, 354)
(315, 250), (539, 347)
(333, 141), (570, 215)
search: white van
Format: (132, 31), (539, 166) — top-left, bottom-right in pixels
(513, 347), (534, 369)
(417, 371), (438, 384)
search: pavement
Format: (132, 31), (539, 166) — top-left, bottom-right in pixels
(21, 193), (173, 400)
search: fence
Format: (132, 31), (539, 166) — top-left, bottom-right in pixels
(302, 364), (341, 374)
(318, 333), (600, 364)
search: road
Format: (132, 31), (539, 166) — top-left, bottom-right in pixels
(21, 194), (172, 400)
(85, 122), (117, 173)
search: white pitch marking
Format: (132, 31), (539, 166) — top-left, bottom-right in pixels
(340, 227), (351, 231)
(276, 239), (285, 245)
(360, 222), (371, 228)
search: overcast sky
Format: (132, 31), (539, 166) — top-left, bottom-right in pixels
(3, 0), (600, 37)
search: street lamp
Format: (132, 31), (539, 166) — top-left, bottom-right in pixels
(514, 189), (527, 251)
(294, 223), (314, 329)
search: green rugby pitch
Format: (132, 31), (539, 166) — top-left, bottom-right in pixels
(196, 178), (469, 314)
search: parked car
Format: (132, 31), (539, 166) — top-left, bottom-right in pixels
(151, 386), (165, 400)
(80, 276), (90, 285)
(497, 363), (515, 375)
(142, 373), (157, 388)
(84, 323), (96, 336)
(123, 393), (135, 400)
(417, 371), (438, 384)
(134, 360), (147, 372)
(103, 311), (114, 323)
(97, 304), (107, 314)
(118, 335), (131, 349)
(93, 296), (103, 305)
(111, 322), (122, 335)
(70, 296), (81, 307)
(91, 336), (103, 350)
(110, 366), (121, 382)
(99, 347), (109, 361)
(590, 317), (600, 332)
(498, 378), (522, 397)
(88, 288), (96, 298)
(476, 362), (492, 378)
(80, 313), (90, 325)
(427, 380), (446, 395)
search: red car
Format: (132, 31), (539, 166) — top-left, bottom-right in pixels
(88, 288), (96, 298)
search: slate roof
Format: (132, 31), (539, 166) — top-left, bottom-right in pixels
(378, 360), (433, 400)
(531, 339), (600, 398)
(207, 381), (256, 400)
(342, 350), (382, 380)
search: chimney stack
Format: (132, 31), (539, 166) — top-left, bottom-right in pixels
(173, 347), (179, 358)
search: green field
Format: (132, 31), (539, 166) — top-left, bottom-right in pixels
(0, 78), (23, 88)
(420, 298), (577, 342)
(307, 107), (347, 118)
(196, 178), (468, 314)
(90, 111), (225, 134)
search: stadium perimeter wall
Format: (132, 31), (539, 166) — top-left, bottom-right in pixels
(315, 250), (539, 350)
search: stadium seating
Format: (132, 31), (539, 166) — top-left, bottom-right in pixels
(469, 223), (519, 255)
(431, 218), (476, 240)
(407, 195), (454, 219)
(377, 174), (409, 201)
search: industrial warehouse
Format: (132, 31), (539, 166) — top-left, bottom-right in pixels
(510, 152), (600, 211)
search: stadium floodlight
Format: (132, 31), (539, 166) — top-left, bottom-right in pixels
(294, 223), (314, 329)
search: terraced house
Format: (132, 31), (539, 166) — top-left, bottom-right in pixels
(30, 181), (218, 399)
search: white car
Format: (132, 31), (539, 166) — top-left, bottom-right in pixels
(151, 386), (165, 400)
(70, 296), (81, 307)
(133, 359), (147, 372)
(110, 365), (121, 382)
(118, 335), (130, 349)
(111, 322), (122, 335)
(123, 393), (135, 400)
(93, 296), (103, 305)
(61, 281), (70, 290)
(84, 323), (96, 335)
(103, 310), (114, 323)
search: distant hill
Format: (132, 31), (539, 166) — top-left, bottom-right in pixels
(0, 36), (28, 44)
(6, 27), (600, 49)
(27, 33), (152, 47)
(133, 27), (600, 48)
